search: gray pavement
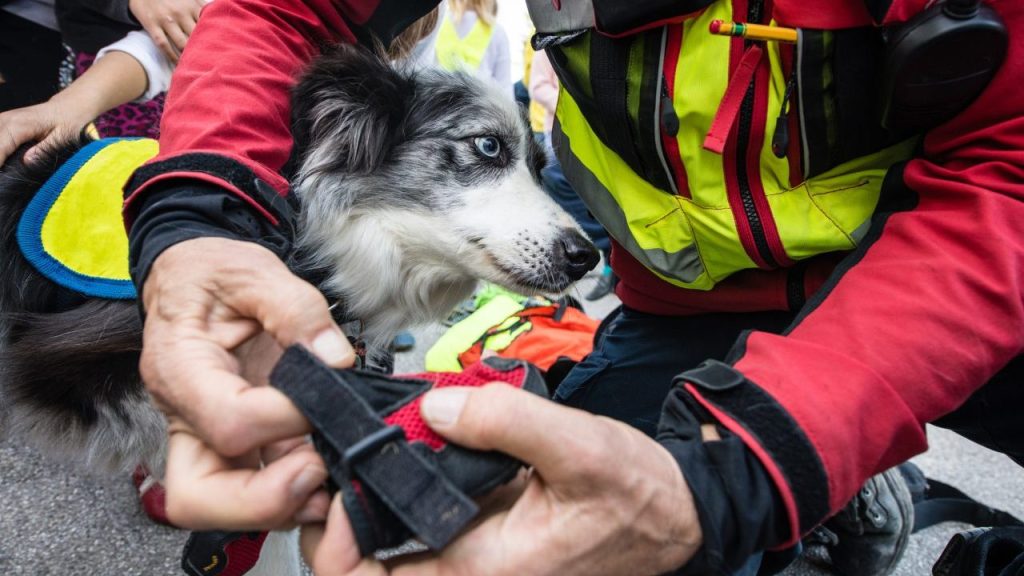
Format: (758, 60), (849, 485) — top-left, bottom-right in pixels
(1, 274), (1022, 575)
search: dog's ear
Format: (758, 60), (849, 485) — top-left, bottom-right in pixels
(291, 45), (410, 175)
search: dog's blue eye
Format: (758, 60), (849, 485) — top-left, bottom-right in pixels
(474, 136), (501, 158)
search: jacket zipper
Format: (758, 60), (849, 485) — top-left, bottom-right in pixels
(735, 0), (780, 268)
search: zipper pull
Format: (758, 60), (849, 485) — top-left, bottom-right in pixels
(771, 116), (789, 158)
(661, 76), (679, 137)
(772, 73), (797, 158)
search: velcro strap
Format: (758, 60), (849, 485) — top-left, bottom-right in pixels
(124, 152), (297, 232)
(270, 346), (479, 552)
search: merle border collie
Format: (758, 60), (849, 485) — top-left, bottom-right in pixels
(0, 45), (597, 485)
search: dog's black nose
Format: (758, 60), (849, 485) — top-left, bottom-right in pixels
(556, 229), (600, 281)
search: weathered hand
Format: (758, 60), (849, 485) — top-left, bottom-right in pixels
(0, 51), (151, 166)
(128, 0), (209, 62)
(142, 237), (354, 529)
(300, 384), (702, 576)
(0, 102), (86, 166)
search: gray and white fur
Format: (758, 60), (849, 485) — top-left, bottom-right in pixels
(0, 45), (597, 482)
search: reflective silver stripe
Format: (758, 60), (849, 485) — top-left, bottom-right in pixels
(796, 28), (812, 180)
(850, 219), (871, 244)
(526, 0), (595, 34)
(652, 28), (679, 195)
(553, 119), (705, 284)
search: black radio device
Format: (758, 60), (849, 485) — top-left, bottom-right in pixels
(879, 0), (1008, 135)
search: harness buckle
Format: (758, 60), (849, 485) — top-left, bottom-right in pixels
(342, 425), (406, 470)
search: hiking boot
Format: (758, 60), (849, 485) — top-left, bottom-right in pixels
(812, 466), (915, 576)
(584, 270), (617, 301)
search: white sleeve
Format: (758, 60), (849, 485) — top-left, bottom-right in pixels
(95, 30), (175, 102)
(488, 25), (512, 97)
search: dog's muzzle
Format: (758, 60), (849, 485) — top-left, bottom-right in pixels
(554, 229), (600, 281)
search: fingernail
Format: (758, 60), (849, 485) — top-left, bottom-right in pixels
(290, 464), (327, 499)
(421, 388), (469, 427)
(311, 329), (352, 366)
(293, 497), (329, 524)
(294, 507), (327, 525)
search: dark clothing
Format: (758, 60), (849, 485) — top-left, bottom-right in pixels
(70, 0), (133, 24)
(0, 11), (63, 111)
(933, 355), (1024, 468)
(555, 306), (794, 437)
(55, 0), (136, 54)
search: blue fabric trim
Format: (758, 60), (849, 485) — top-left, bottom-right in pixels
(16, 138), (138, 300)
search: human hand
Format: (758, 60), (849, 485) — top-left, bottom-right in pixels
(141, 237), (356, 529)
(0, 102), (90, 166)
(300, 384), (702, 576)
(129, 0), (209, 62)
(0, 50), (152, 166)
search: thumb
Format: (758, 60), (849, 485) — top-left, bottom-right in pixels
(300, 495), (387, 576)
(420, 383), (589, 482)
(164, 236), (360, 366)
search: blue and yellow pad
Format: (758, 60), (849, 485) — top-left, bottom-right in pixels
(17, 138), (159, 299)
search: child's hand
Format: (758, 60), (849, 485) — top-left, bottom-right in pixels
(129, 0), (210, 62)
(0, 103), (88, 167)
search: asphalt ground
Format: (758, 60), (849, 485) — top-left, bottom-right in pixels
(1, 273), (1022, 575)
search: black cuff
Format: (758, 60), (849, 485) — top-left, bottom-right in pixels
(679, 357), (830, 535)
(127, 182), (295, 300)
(126, 154), (298, 227)
(655, 376), (790, 574)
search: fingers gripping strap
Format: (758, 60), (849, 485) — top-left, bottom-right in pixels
(270, 346), (479, 553)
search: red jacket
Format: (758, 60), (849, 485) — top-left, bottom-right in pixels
(124, 0), (1024, 553)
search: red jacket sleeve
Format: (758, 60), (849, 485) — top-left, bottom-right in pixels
(123, 0), (360, 224)
(682, 0), (1024, 545)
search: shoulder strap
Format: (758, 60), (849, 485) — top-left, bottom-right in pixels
(913, 477), (1024, 533)
(901, 462), (1023, 533)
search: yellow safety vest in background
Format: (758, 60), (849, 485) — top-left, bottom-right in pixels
(436, 14), (494, 72)
(523, 38), (547, 134)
